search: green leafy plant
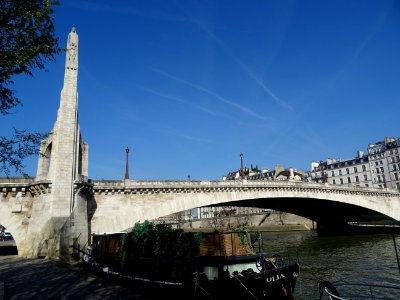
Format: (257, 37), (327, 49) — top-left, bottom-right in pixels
(119, 221), (203, 275)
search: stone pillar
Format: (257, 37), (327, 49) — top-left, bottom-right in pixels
(27, 28), (90, 261)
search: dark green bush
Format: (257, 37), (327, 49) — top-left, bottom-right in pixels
(119, 221), (203, 275)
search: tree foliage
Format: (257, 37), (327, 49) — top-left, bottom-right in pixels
(0, 128), (47, 176)
(0, 0), (61, 176)
(119, 221), (203, 275)
(0, 0), (62, 114)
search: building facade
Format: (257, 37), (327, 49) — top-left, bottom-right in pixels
(223, 165), (305, 182)
(368, 137), (400, 190)
(311, 151), (372, 188)
(311, 137), (400, 191)
(221, 137), (400, 192)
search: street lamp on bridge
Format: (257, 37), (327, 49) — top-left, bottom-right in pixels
(240, 153), (244, 180)
(125, 147), (130, 180)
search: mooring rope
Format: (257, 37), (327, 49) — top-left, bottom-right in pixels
(234, 276), (259, 300)
(192, 279), (216, 300)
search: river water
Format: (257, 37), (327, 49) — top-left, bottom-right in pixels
(258, 231), (400, 299)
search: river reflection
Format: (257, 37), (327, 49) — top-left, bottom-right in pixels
(258, 231), (400, 299)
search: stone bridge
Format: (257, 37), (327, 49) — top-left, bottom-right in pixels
(91, 179), (400, 233)
(2, 28), (400, 261)
(1, 177), (400, 260)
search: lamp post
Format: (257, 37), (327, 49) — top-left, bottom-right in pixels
(124, 147), (130, 180)
(240, 153), (244, 180)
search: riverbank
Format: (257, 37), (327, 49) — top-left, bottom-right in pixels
(0, 256), (152, 300)
(183, 223), (314, 232)
(168, 211), (315, 231)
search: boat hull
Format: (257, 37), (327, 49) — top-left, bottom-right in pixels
(82, 259), (300, 300)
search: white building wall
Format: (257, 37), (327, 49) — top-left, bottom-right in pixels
(311, 137), (400, 192)
(368, 137), (400, 191)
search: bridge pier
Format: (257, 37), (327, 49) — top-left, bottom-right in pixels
(13, 182), (91, 262)
(19, 27), (89, 262)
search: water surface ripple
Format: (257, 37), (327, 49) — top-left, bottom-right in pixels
(259, 231), (400, 299)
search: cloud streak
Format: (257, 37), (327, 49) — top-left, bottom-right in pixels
(139, 85), (276, 127)
(66, 1), (190, 23)
(150, 68), (268, 120)
(73, 2), (292, 112)
(158, 128), (213, 144)
(354, 10), (388, 58)
(191, 19), (293, 111)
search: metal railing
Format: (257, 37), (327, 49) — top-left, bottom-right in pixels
(321, 282), (400, 300)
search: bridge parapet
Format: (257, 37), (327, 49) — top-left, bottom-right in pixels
(0, 179), (95, 198)
(91, 179), (400, 198)
(0, 180), (53, 197)
(0, 177), (34, 184)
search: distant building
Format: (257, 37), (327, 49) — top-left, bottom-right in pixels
(311, 151), (372, 188)
(213, 136), (400, 228)
(223, 165), (306, 182)
(311, 136), (400, 191)
(223, 170), (241, 180)
(367, 137), (400, 190)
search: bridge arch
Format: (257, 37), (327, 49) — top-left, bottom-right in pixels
(89, 180), (400, 234)
(0, 210), (22, 255)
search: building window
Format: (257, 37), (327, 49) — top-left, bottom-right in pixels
(397, 182), (400, 191)
(331, 171), (335, 177)
(395, 173), (399, 181)
(362, 165), (366, 172)
(365, 183), (369, 187)
(380, 167), (384, 173)
(339, 170), (342, 175)
(353, 167), (357, 173)
(347, 177), (351, 183)
(340, 178), (344, 184)
(364, 174), (368, 181)
(355, 176), (359, 182)
(333, 179), (336, 184)
(346, 168), (350, 174)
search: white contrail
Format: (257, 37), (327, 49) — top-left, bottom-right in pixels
(67, 1), (189, 23)
(139, 86), (235, 120)
(354, 10), (388, 58)
(140, 85), (277, 126)
(192, 19), (293, 111)
(158, 128), (213, 144)
(150, 68), (268, 120)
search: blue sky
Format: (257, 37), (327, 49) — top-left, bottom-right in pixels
(3, 0), (400, 180)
